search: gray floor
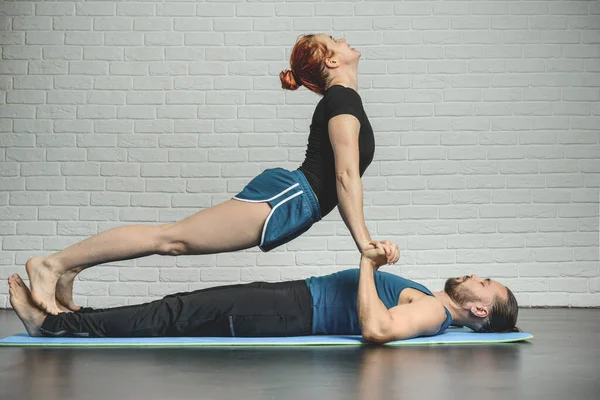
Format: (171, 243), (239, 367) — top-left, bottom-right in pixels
(0, 309), (599, 400)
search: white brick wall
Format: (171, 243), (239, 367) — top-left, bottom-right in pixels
(1, 1), (599, 309)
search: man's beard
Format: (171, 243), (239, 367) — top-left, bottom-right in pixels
(445, 277), (479, 306)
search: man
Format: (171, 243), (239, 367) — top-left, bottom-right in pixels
(8, 241), (519, 343)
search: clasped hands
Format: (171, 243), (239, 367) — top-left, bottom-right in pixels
(360, 240), (400, 270)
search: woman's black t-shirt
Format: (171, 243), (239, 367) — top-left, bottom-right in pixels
(298, 85), (375, 218)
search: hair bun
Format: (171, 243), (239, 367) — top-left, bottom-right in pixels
(280, 69), (301, 91)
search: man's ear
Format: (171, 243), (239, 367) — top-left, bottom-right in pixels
(470, 304), (489, 319)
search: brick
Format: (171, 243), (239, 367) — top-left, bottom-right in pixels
(564, 233), (599, 247)
(529, 293), (568, 307)
(446, 235), (485, 249)
(16, 221), (56, 236)
(495, 249), (534, 263)
(510, 2), (548, 15)
(398, 206), (437, 220)
(117, 4), (154, 16)
(575, 248), (599, 261)
(549, 279), (588, 293)
(415, 250), (455, 265)
(492, 190), (531, 204)
(570, 295), (600, 307)
(240, 268), (281, 282)
(504, 31), (541, 44)
(475, 103), (513, 117)
(57, 222), (97, 236)
(494, 76), (531, 92)
(578, 218), (599, 232)
(559, 205), (598, 218)
(412, 192), (452, 205)
(485, 235), (525, 249)
(416, 221), (457, 235)
(572, 190), (600, 203)
(538, 219), (578, 232)
(78, 267), (118, 282)
(546, 62), (585, 76)
(526, 234), (564, 248)
(590, 278), (600, 293)
(38, 206), (77, 221)
(117, 267), (159, 283)
(518, 206), (557, 219)
(429, 2), (467, 15)
(456, 250), (494, 264)
(105, 33), (143, 47)
(49, 193), (89, 206)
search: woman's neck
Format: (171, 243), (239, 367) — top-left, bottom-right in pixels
(327, 74), (358, 92)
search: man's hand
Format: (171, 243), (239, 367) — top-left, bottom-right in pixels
(361, 240), (400, 270)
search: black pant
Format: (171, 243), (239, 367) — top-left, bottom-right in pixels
(40, 280), (313, 338)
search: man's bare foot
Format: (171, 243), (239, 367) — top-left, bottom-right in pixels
(8, 274), (47, 337)
(56, 269), (81, 312)
(25, 256), (64, 315)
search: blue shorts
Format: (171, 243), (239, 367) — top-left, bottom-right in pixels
(233, 168), (321, 252)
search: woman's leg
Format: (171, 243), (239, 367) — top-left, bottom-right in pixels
(27, 199), (271, 315)
(55, 266), (84, 311)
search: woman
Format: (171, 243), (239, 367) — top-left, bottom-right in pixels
(26, 34), (400, 315)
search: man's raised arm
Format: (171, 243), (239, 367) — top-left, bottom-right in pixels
(357, 242), (445, 344)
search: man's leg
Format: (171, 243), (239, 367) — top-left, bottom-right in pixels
(40, 280), (313, 338)
(8, 274), (46, 337)
(209, 280), (314, 338)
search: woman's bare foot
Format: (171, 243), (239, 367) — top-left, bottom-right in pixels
(57, 301), (73, 313)
(55, 269), (81, 312)
(25, 256), (64, 315)
(8, 274), (47, 337)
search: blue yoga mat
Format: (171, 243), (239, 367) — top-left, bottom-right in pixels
(0, 327), (532, 347)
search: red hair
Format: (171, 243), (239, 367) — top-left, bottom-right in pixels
(279, 34), (333, 96)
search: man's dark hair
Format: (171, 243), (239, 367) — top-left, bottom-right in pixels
(477, 287), (520, 333)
